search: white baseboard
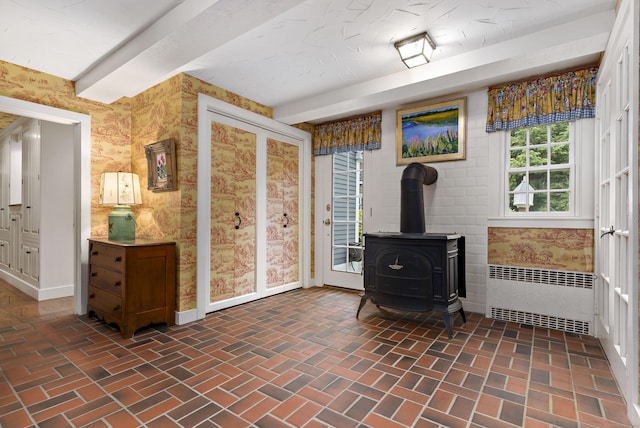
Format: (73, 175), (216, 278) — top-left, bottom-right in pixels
(175, 308), (198, 325)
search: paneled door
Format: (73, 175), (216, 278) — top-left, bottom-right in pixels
(198, 99), (309, 316)
(266, 138), (299, 291)
(595, 0), (638, 420)
(209, 121), (258, 305)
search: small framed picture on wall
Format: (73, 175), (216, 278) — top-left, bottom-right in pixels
(145, 138), (177, 191)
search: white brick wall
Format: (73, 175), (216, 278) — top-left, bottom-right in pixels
(365, 89), (488, 313)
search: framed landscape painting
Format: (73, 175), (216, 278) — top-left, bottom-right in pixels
(396, 97), (466, 164)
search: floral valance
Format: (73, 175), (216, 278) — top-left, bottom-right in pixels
(313, 112), (381, 156)
(486, 67), (598, 133)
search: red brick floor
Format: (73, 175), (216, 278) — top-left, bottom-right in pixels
(0, 280), (633, 427)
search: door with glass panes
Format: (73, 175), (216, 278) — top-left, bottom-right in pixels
(320, 150), (364, 290)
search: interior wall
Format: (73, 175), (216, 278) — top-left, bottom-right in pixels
(0, 60), (132, 238)
(366, 90), (489, 314)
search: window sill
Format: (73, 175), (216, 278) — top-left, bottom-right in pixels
(487, 217), (594, 229)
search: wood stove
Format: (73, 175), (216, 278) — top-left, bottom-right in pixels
(356, 163), (466, 338)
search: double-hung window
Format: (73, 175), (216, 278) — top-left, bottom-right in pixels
(506, 122), (574, 215)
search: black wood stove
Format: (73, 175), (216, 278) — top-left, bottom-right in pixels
(356, 163), (466, 338)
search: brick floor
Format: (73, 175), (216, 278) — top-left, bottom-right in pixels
(0, 280), (633, 427)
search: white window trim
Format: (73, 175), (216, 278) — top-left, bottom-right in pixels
(487, 118), (595, 229)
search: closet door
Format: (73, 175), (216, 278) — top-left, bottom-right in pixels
(210, 121), (257, 305)
(266, 138), (299, 290)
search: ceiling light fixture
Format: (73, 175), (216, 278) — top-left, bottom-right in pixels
(394, 32), (436, 68)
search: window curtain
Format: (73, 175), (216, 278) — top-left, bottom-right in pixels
(486, 66), (598, 132)
(313, 112), (381, 155)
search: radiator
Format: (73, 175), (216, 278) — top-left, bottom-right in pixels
(486, 265), (595, 335)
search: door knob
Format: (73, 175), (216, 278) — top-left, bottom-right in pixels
(324, 219), (331, 225)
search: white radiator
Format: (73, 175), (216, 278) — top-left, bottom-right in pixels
(486, 265), (595, 335)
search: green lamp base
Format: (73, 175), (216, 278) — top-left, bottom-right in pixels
(108, 205), (136, 242)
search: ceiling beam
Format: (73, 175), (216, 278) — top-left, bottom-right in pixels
(76, 0), (303, 104)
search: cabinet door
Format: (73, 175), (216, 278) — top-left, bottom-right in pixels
(210, 121), (257, 304)
(21, 243), (39, 282)
(266, 138), (299, 289)
(9, 213), (21, 272)
(21, 120), (40, 238)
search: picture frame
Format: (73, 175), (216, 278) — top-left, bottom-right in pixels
(396, 97), (466, 164)
(144, 138), (177, 191)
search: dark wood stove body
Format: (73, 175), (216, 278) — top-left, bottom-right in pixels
(357, 232), (466, 338)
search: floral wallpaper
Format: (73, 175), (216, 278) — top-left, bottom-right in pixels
(488, 227), (594, 272)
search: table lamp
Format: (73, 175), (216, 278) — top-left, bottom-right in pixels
(99, 172), (142, 241)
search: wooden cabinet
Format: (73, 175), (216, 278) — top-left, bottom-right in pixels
(87, 239), (176, 338)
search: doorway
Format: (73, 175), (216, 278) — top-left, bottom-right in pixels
(0, 96), (91, 315)
(318, 150), (367, 291)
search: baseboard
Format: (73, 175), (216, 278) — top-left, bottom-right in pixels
(175, 308), (198, 325)
(37, 284), (74, 300)
(0, 269), (38, 299)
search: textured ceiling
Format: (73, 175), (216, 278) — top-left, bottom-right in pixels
(0, 0), (617, 124)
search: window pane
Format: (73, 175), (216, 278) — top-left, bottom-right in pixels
(530, 147), (548, 166)
(550, 169), (570, 189)
(509, 149), (526, 168)
(510, 129), (527, 147)
(529, 126), (547, 145)
(550, 192), (570, 212)
(531, 193), (547, 211)
(333, 172), (347, 196)
(333, 223), (347, 246)
(508, 172), (525, 191)
(550, 143), (569, 164)
(529, 171), (547, 190)
(550, 122), (569, 143)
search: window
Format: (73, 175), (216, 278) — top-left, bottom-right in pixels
(332, 151), (363, 273)
(506, 122), (573, 214)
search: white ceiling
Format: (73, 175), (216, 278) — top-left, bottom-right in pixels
(0, 0), (616, 124)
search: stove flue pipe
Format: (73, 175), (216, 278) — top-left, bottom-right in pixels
(400, 162), (438, 233)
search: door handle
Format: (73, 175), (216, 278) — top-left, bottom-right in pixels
(324, 218), (331, 225)
(235, 212), (242, 229)
(600, 225), (615, 238)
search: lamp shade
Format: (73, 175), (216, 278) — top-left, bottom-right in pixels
(100, 172), (142, 206)
(394, 32), (436, 68)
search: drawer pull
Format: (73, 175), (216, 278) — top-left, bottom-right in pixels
(89, 293), (96, 299)
(91, 251), (99, 256)
(91, 272), (97, 277)
(114, 256), (122, 262)
(113, 305), (121, 311)
(114, 281), (122, 286)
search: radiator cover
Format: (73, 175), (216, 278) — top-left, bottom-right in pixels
(486, 265), (595, 335)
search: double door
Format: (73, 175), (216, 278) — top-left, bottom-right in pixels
(202, 111), (303, 313)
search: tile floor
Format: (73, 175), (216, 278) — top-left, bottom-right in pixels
(0, 279), (633, 427)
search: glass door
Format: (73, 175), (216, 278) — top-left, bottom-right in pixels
(321, 150), (364, 290)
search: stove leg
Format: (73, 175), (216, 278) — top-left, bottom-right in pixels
(356, 295), (368, 318)
(443, 313), (454, 338)
(459, 307), (467, 324)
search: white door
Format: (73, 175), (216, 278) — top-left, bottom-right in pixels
(595, 0), (638, 419)
(197, 101), (310, 315)
(318, 151), (366, 290)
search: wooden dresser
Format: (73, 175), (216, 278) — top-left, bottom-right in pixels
(87, 238), (176, 338)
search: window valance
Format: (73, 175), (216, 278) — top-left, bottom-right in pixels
(313, 112), (381, 156)
(486, 67), (598, 133)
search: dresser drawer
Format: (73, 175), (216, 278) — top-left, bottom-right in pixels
(89, 265), (123, 296)
(87, 285), (123, 317)
(89, 242), (124, 272)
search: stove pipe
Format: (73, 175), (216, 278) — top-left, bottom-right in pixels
(400, 162), (438, 233)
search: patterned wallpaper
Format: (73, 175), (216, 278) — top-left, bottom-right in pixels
(0, 60), (273, 312)
(488, 227), (594, 272)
